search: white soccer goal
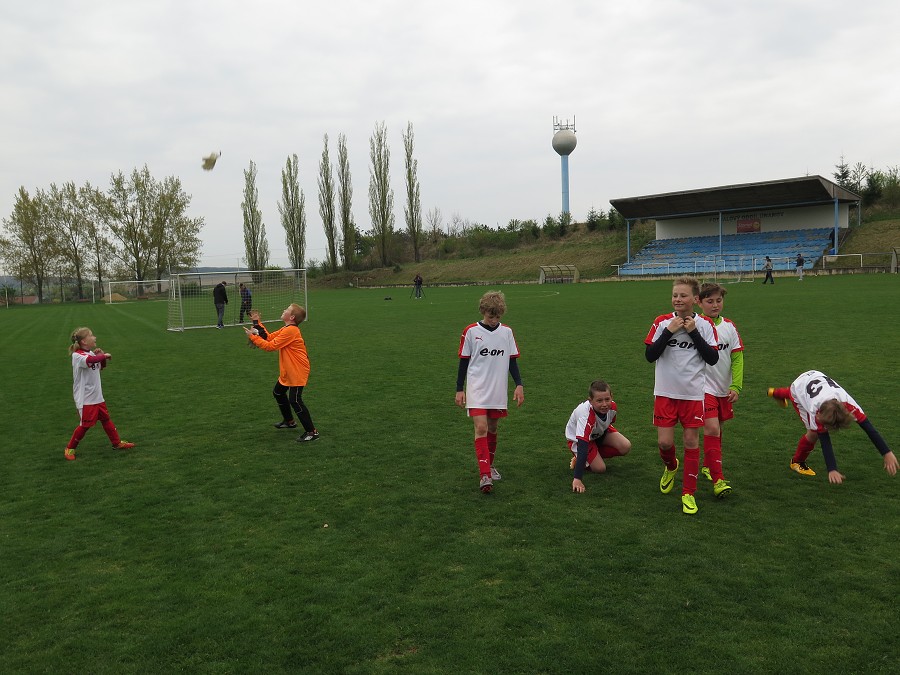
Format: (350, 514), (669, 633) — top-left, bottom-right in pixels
(105, 279), (171, 303)
(709, 255), (757, 284)
(166, 269), (308, 331)
(538, 264), (579, 284)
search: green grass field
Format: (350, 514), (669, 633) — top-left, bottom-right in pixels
(2, 276), (899, 673)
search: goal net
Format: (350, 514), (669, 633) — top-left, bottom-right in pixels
(105, 279), (171, 303)
(538, 264), (579, 284)
(166, 269), (308, 331)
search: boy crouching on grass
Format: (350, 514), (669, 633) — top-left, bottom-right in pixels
(565, 380), (632, 493)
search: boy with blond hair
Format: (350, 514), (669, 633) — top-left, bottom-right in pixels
(456, 291), (524, 493)
(245, 303), (319, 441)
(768, 370), (897, 484)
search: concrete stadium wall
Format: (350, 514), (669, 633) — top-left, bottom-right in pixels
(656, 203), (851, 240)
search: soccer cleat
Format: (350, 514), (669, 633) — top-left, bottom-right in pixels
(274, 421), (297, 429)
(64, 447), (76, 461)
(569, 455), (577, 470)
(659, 459), (679, 494)
(490, 466), (502, 481)
(296, 431), (320, 442)
(113, 441), (135, 449)
(767, 388), (789, 408)
(681, 494), (698, 514)
(479, 474), (493, 493)
(713, 479), (733, 499)
(701, 466), (712, 481)
(790, 461), (816, 476)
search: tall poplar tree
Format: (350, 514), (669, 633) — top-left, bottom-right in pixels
(337, 134), (356, 269)
(318, 134), (339, 273)
(242, 160), (269, 271)
(402, 122), (423, 262)
(368, 121), (394, 267)
(279, 154), (307, 269)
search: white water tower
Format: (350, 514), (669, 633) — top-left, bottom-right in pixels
(552, 116), (577, 214)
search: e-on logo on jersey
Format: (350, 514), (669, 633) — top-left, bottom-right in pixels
(479, 348), (505, 356)
(667, 338), (697, 350)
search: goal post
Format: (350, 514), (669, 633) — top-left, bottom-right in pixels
(166, 268), (308, 331)
(538, 264), (579, 284)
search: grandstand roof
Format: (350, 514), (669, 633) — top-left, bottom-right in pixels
(610, 175), (861, 221)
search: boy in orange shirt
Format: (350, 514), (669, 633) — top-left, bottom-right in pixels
(245, 303), (318, 441)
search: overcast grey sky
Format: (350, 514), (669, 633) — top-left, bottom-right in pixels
(3, 0), (899, 268)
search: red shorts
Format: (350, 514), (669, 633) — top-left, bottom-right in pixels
(567, 440), (600, 465)
(653, 396), (704, 428)
(704, 393), (734, 422)
(79, 402), (111, 427)
(468, 408), (507, 419)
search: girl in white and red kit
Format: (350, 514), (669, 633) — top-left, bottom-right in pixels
(64, 327), (135, 461)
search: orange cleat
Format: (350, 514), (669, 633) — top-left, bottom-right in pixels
(64, 447), (76, 461)
(114, 441), (135, 449)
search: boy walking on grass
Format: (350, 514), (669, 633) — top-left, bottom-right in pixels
(456, 291), (524, 494)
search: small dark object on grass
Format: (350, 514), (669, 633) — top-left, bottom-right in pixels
(384, 297), (392, 300)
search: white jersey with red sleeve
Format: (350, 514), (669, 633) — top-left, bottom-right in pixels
(458, 321), (520, 409)
(644, 312), (718, 401)
(790, 370), (866, 431)
(705, 317), (744, 396)
(72, 350), (106, 410)
(565, 400), (618, 443)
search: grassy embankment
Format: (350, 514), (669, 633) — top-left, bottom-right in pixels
(313, 218), (899, 288)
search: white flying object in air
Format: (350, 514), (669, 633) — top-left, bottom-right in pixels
(202, 151), (222, 171)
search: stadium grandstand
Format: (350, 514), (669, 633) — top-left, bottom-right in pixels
(610, 176), (861, 277)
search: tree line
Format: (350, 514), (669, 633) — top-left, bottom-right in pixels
(0, 167), (202, 302)
(240, 121), (424, 275)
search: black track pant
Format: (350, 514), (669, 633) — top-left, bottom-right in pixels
(273, 381), (315, 432)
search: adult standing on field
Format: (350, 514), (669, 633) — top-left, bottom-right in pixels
(795, 254), (805, 280)
(762, 256), (774, 284)
(213, 281), (228, 328)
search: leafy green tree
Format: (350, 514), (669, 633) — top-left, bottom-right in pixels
(46, 181), (91, 299)
(318, 135), (339, 273)
(242, 160), (269, 271)
(368, 121), (394, 266)
(336, 134), (356, 270)
(0, 186), (58, 302)
(402, 122), (423, 262)
(149, 176), (203, 286)
(102, 166), (202, 284)
(279, 154), (307, 269)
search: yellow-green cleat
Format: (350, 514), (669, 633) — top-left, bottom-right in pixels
(790, 461), (816, 476)
(701, 466), (712, 481)
(660, 459), (679, 494)
(681, 493), (698, 514)
(713, 478), (732, 499)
